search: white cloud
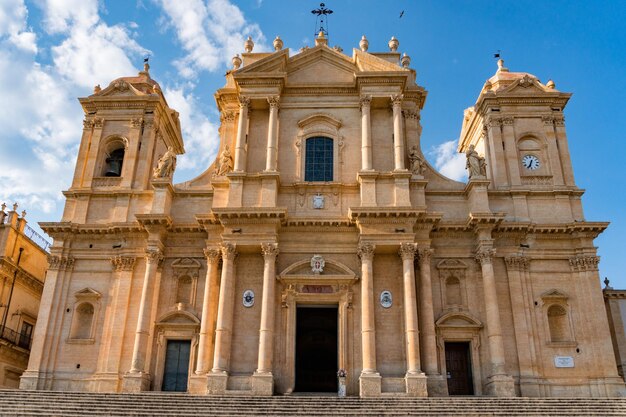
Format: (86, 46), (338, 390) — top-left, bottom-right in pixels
(164, 86), (220, 172)
(430, 140), (467, 181)
(155, 0), (268, 78)
(0, 0), (37, 52)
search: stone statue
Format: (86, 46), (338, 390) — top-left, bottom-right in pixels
(216, 145), (233, 176)
(408, 145), (425, 176)
(153, 146), (176, 178)
(466, 144), (487, 178)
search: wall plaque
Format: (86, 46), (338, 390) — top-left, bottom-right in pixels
(242, 290), (255, 307)
(311, 254), (325, 274)
(313, 194), (325, 209)
(380, 290), (392, 308)
(554, 356), (574, 368)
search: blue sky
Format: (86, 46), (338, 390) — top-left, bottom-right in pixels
(1, 1), (625, 287)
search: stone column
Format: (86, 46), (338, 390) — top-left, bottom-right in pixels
(234, 96), (250, 172)
(391, 94), (405, 171)
(554, 116), (575, 186)
(475, 247), (514, 396)
(252, 243), (279, 395)
(265, 97), (280, 172)
(207, 243), (237, 394)
(357, 242), (381, 397)
(399, 243), (427, 397)
(484, 119), (508, 187)
(360, 95), (373, 171)
(195, 248), (221, 375)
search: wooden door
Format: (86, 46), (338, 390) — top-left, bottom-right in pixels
(445, 342), (474, 395)
(162, 340), (191, 392)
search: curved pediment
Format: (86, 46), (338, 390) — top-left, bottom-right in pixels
(436, 311), (483, 328)
(156, 310), (200, 327)
(279, 258), (357, 285)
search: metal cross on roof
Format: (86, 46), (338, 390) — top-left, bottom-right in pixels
(311, 2), (333, 38)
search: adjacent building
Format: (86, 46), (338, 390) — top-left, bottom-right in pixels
(0, 204), (49, 388)
(20, 33), (625, 397)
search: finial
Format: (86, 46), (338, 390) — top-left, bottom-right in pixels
(497, 58), (508, 72)
(244, 36), (254, 53)
(12, 203), (18, 212)
(401, 53), (411, 68)
(315, 30), (328, 46)
(359, 35), (369, 52)
(546, 79), (555, 89)
(232, 54), (242, 69)
(21, 210), (26, 219)
(273, 36), (283, 51)
(604, 277), (613, 289)
(94, 84), (101, 94)
(388, 36), (399, 52)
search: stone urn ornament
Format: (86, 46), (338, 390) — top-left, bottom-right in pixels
(337, 369), (347, 397)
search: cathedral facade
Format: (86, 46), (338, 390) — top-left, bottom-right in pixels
(20, 33), (625, 397)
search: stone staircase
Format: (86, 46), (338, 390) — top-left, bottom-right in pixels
(1, 390), (626, 416)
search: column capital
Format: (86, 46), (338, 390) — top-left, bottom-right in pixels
(130, 117), (144, 128)
(403, 110), (419, 120)
(220, 243), (237, 261)
(504, 256), (529, 271)
(390, 94), (403, 107)
(569, 255), (599, 272)
(203, 248), (221, 263)
(359, 95), (371, 109)
(47, 255), (75, 271)
(267, 96), (280, 108)
(554, 115), (566, 126)
(417, 247), (433, 264)
(145, 249), (163, 264)
(238, 95), (251, 109)
(357, 242), (376, 262)
(111, 255), (136, 272)
(220, 111), (236, 123)
(261, 242), (279, 260)
(399, 242), (417, 261)
(475, 247), (496, 265)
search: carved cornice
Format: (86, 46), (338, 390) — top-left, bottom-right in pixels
(261, 242), (279, 260)
(0, 258), (44, 293)
(110, 256), (136, 272)
(47, 255), (75, 271)
(399, 242), (417, 261)
(357, 243), (375, 262)
(475, 248), (496, 265)
(203, 248), (221, 263)
(220, 243), (237, 261)
(569, 255), (599, 272)
(145, 249), (163, 265)
(504, 256), (530, 271)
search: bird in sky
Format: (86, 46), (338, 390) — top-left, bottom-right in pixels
(399, 10), (404, 18)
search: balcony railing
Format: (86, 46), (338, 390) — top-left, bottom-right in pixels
(24, 224), (51, 252)
(0, 325), (32, 350)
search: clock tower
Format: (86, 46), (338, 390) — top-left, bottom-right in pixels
(459, 59), (581, 222)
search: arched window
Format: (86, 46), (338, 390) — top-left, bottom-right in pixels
(547, 304), (569, 342)
(305, 137), (333, 182)
(104, 148), (125, 177)
(70, 302), (95, 339)
(446, 276), (462, 306)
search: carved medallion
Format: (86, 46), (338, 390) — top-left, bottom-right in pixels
(380, 290), (393, 308)
(311, 254), (325, 274)
(243, 290), (255, 307)
(313, 194), (325, 209)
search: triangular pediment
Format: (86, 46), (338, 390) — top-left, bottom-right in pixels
(171, 257), (202, 269)
(499, 75), (551, 95)
(353, 49), (405, 72)
(234, 49), (289, 75)
(95, 80), (147, 97)
(74, 287), (101, 300)
(286, 46), (357, 85)
(437, 259), (468, 270)
(541, 288), (568, 300)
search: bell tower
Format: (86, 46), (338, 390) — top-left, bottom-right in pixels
(63, 62), (184, 224)
(459, 59), (582, 222)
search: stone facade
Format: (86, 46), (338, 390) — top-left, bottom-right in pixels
(0, 205), (49, 388)
(21, 34), (625, 397)
(603, 283), (626, 379)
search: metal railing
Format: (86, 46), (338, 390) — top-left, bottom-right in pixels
(0, 325), (32, 350)
(24, 224), (51, 252)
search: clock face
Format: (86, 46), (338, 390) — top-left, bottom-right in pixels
(522, 155), (540, 170)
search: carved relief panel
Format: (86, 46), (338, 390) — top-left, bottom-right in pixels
(437, 259), (469, 311)
(171, 258), (202, 309)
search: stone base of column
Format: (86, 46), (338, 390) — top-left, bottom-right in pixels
(251, 372), (274, 396)
(426, 374), (448, 397)
(121, 372), (151, 392)
(188, 374), (209, 394)
(207, 371), (228, 394)
(359, 372), (381, 397)
(19, 370), (47, 390)
(91, 372), (122, 392)
(485, 374), (515, 397)
(392, 171), (411, 206)
(405, 372), (428, 397)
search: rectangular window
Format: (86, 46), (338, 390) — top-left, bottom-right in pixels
(305, 137), (333, 182)
(18, 321), (33, 350)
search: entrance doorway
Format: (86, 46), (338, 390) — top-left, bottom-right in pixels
(162, 340), (191, 392)
(445, 342), (474, 395)
(295, 306), (338, 392)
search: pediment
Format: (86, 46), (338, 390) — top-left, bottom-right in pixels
(354, 49), (405, 72)
(437, 259), (468, 270)
(287, 47), (356, 85)
(499, 75), (550, 95)
(156, 310), (200, 326)
(436, 311), (483, 328)
(171, 258), (202, 269)
(541, 288), (568, 300)
(279, 258), (356, 278)
(74, 287), (101, 300)
(95, 80), (147, 97)
(234, 49), (288, 75)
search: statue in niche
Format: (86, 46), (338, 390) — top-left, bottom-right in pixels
(465, 144), (487, 178)
(408, 145), (425, 176)
(153, 146), (176, 178)
(215, 145), (233, 176)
